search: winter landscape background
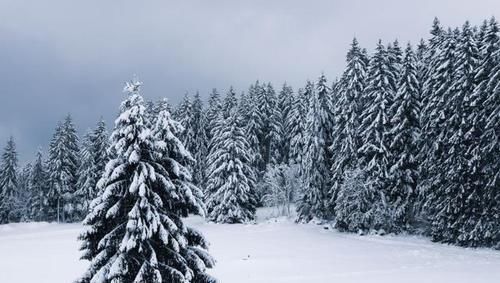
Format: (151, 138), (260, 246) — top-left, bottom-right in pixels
(1, 1), (500, 283)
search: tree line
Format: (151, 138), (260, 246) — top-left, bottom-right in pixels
(0, 17), (499, 250)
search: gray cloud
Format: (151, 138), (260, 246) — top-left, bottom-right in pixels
(0, 0), (498, 161)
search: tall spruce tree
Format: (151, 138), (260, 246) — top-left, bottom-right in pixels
(388, 39), (403, 84)
(290, 82), (313, 165)
(288, 88), (307, 164)
(420, 29), (459, 240)
(356, 41), (396, 232)
(13, 162), (32, 221)
(244, 91), (264, 174)
(192, 92), (208, 189)
(47, 115), (80, 222)
(205, 113), (258, 223)
(256, 82), (280, 169)
(78, 80), (215, 283)
(416, 20), (446, 219)
(0, 137), (19, 223)
(461, 21), (488, 246)
(222, 86), (238, 118)
(177, 94), (197, 155)
(387, 43), (421, 231)
(238, 90), (251, 123)
(418, 17), (444, 138)
(153, 98), (173, 124)
(329, 38), (368, 222)
(297, 75), (332, 221)
(205, 88), (222, 144)
(415, 39), (428, 112)
(144, 100), (156, 128)
(75, 119), (109, 219)
(92, 119), (110, 184)
(29, 148), (49, 221)
(277, 83), (294, 164)
(268, 83), (284, 166)
(75, 131), (94, 218)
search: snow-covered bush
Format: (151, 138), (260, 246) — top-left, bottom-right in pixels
(262, 164), (300, 217)
(334, 169), (373, 234)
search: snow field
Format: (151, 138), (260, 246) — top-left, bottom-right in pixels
(1, 212), (500, 283)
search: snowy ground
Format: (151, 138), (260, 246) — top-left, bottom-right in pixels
(1, 208), (500, 283)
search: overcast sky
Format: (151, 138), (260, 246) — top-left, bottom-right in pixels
(0, 0), (499, 161)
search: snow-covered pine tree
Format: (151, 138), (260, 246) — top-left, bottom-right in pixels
(47, 115), (80, 222)
(244, 89), (264, 174)
(255, 82), (280, 169)
(387, 43), (421, 231)
(415, 39), (428, 107)
(91, 119), (109, 185)
(329, 38), (368, 223)
(75, 131), (94, 219)
(241, 86), (266, 201)
(78, 79), (215, 283)
(419, 29), (459, 240)
(205, 113), (258, 223)
(415, 19), (446, 220)
(176, 92), (208, 189)
(0, 137), (19, 223)
(413, 41), (427, 218)
(290, 81), (313, 166)
(176, 94), (197, 155)
(418, 18), (445, 129)
(428, 18), (445, 58)
(238, 91), (251, 123)
(387, 39), (403, 84)
(153, 98), (173, 122)
(330, 78), (341, 124)
(450, 21), (485, 246)
(476, 19), (488, 45)
(288, 88), (306, 164)
(29, 148), (49, 221)
(192, 92), (208, 189)
(416, 39), (427, 64)
(303, 80), (313, 109)
(145, 100), (156, 128)
(277, 83), (294, 164)
(14, 162), (32, 221)
(205, 88), (222, 144)
(317, 75), (335, 174)
(75, 119), (109, 219)
(356, 41), (396, 233)
(268, 83), (284, 166)
(222, 86), (238, 118)
(296, 74), (332, 221)
(63, 115), (81, 221)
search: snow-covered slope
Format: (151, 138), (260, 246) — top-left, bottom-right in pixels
(0, 222), (86, 283)
(1, 212), (499, 283)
